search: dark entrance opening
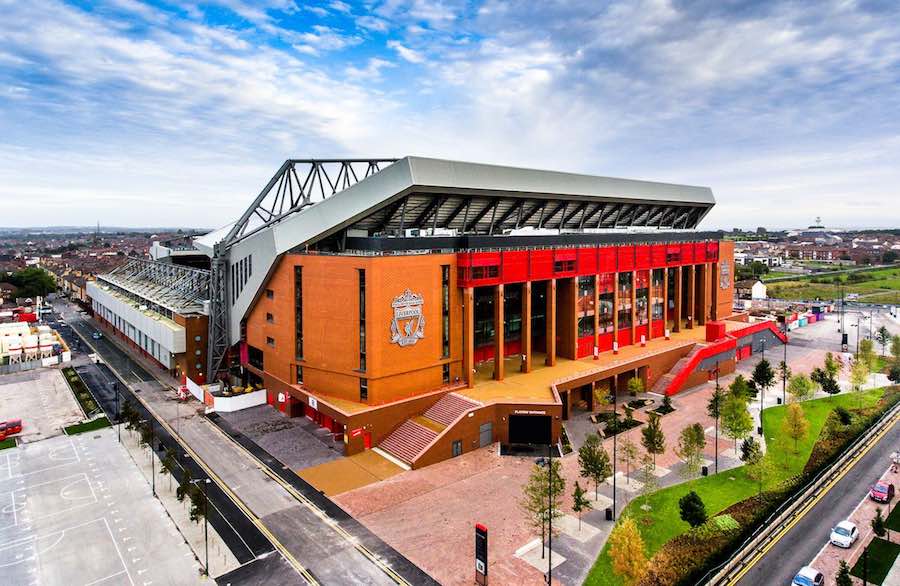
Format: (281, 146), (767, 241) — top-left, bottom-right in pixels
(508, 414), (551, 445)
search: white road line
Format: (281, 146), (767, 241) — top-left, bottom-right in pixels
(102, 518), (135, 586)
(83, 569), (128, 586)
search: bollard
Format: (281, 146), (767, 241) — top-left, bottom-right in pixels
(605, 507), (613, 521)
(702, 465), (709, 477)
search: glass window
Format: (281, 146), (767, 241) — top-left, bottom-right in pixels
(452, 440), (462, 457)
(358, 269), (366, 371)
(359, 378), (368, 402)
(651, 268), (665, 321)
(578, 276), (595, 337)
(618, 272), (633, 329)
(294, 266), (303, 360)
(441, 265), (450, 358)
(635, 271), (649, 326)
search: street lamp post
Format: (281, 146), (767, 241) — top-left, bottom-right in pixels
(782, 313), (788, 405)
(141, 418), (156, 497)
(612, 382), (617, 520)
(192, 478), (211, 576)
(714, 361), (720, 474)
(759, 338), (766, 438)
(109, 381), (119, 443)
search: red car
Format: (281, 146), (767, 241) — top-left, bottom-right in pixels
(870, 480), (895, 503)
(0, 419), (22, 440)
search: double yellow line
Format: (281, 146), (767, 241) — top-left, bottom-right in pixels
(76, 321), (320, 584)
(205, 420), (411, 585)
(726, 409), (900, 585)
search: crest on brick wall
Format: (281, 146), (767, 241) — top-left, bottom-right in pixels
(390, 289), (425, 347)
(720, 260), (731, 289)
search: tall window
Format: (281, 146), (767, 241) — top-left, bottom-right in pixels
(294, 266), (303, 360)
(441, 265), (450, 358)
(598, 274), (615, 333)
(651, 269), (665, 321)
(618, 272), (633, 329)
(635, 271), (649, 326)
(359, 377), (368, 402)
(577, 276), (595, 338)
(358, 269), (366, 371)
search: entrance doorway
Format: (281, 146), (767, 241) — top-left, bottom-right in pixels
(508, 415), (551, 445)
(479, 422), (493, 448)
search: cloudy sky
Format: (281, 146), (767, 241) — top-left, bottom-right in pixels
(1, 0), (898, 230)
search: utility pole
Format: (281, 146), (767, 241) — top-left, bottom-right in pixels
(612, 380), (617, 520)
(782, 311), (788, 405)
(192, 478), (211, 576)
(714, 362), (720, 474)
(547, 442), (552, 585)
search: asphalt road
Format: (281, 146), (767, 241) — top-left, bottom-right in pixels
(54, 298), (410, 585)
(736, 411), (900, 585)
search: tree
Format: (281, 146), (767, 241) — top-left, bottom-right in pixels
(889, 363), (900, 384)
(678, 491), (707, 528)
(740, 436), (761, 463)
(637, 453), (660, 500)
(721, 391), (754, 452)
(519, 459), (566, 555)
(176, 468), (192, 503)
(609, 516), (647, 585)
(578, 433), (612, 499)
(786, 373), (815, 402)
(824, 351), (842, 380)
(572, 481), (592, 531)
(859, 338), (877, 372)
(751, 359), (775, 404)
(659, 394), (673, 413)
(876, 326), (891, 356)
(707, 382), (725, 471)
(782, 403), (809, 454)
(835, 561), (853, 586)
(4, 267), (56, 298)
(675, 423), (706, 479)
(189, 483), (205, 523)
(777, 360), (791, 391)
(626, 376), (644, 397)
(891, 335), (900, 364)
(640, 412), (665, 468)
(811, 367), (840, 395)
(161, 446), (177, 491)
(850, 359), (870, 408)
(746, 452), (775, 494)
(872, 507), (887, 539)
(618, 439), (639, 483)
(729, 375), (752, 402)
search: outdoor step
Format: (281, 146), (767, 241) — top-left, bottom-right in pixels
(378, 420), (439, 465)
(422, 393), (480, 426)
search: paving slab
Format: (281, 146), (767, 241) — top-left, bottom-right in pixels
(515, 539), (566, 572)
(557, 514), (602, 543)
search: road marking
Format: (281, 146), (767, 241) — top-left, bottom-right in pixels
(727, 410), (900, 585)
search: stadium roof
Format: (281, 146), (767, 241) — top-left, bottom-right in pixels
(99, 257), (210, 314)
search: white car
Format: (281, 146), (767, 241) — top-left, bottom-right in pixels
(829, 520), (858, 548)
(792, 566), (824, 586)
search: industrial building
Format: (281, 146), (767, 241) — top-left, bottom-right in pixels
(90, 157), (786, 469)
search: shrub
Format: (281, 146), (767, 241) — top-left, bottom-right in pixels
(834, 406), (852, 425)
(679, 491), (708, 528)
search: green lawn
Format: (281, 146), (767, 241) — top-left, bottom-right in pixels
(851, 538), (900, 585)
(64, 416), (111, 435)
(886, 503), (900, 533)
(583, 389), (884, 586)
(765, 267), (900, 301)
(0, 437), (15, 450)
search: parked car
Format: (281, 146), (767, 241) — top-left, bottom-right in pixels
(870, 480), (895, 503)
(91, 331), (103, 340)
(829, 520), (859, 548)
(792, 566), (824, 586)
(0, 419), (23, 440)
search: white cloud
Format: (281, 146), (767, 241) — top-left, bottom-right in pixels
(329, 1), (351, 14)
(292, 25), (362, 55)
(386, 40), (425, 63)
(345, 57), (395, 80)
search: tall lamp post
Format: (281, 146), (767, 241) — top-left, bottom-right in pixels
(782, 310), (788, 405)
(759, 338), (766, 438)
(141, 419), (156, 497)
(713, 361), (720, 474)
(192, 478), (212, 576)
(109, 381), (120, 443)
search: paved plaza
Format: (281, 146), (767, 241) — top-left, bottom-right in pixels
(0, 429), (201, 586)
(0, 369), (84, 444)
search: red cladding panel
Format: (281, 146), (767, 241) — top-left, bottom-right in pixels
(599, 247), (617, 273)
(693, 242), (706, 260)
(617, 246), (635, 271)
(635, 245), (652, 269)
(651, 245), (667, 267)
(617, 328), (632, 348)
(578, 247), (598, 274)
(502, 250), (529, 283)
(530, 250), (554, 280)
(472, 252), (501, 266)
(635, 324), (649, 343)
(598, 332), (614, 352)
(555, 249), (576, 261)
(577, 336), (594, 358)
(680, 243), (695, 264)
(707, 241), (719, 261)
(706, 321), (727, 342)
(598, 273), (615, 292)
(652, 320), (665, 338)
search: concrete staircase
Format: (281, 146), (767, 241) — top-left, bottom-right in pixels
(423, 393), (480, 426)
(650, 344), (703, 396)
(378, 421), (438, 466)
(377, 393), (482, 467)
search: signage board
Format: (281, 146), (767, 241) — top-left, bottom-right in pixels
(308, 396), (318, 410)
(475, 523), (488, 585)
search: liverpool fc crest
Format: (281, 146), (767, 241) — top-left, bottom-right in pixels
(390, 289), (425, 347)
(720, 260), (731, 290)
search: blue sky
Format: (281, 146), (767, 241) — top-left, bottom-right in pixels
(0, 0), (898, 230)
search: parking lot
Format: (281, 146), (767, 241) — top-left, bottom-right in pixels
(0, 369), (84, 444)
(0, 428), (201, 585)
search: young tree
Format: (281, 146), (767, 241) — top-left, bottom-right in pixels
(189, 483), (205, 523)
(782, 403), (809, 454)
(578, 433), (612, 499)
(609, 515), (647, 585)
(161, 446), (177, 491)
(707, 382), (725, 471)
(740, 436), (761, 463)
(859, 338), (877, 371)
(626, 376), (645, 397)
(746, 452), (775, 494)
(572, 481), (592, 531)
(891, 334), (900, 364)
(850, 359), (870, 408)
(659, 394), (674, 413)
(786, 373), (815, 402)
(811, 367), (840, 395)
(678, 491), (707, 528)
(729, 375), (752, 403)
(675, 423), (706, 479)
(519, 459), (566, 554)
(618, 439), (639, 484)
(777, 360), (791, 392)
(637, 453), (660, 500)
(876, 326), (891, 356)
(176, 468), (192, 503)
(872, 507), (887, 539)
(751, 359), (775, 405)
(721, 392), (754, 453)
(824, 351), (842, 380)
(640, 412), (665, 468)
(835, 561), (853, 586)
